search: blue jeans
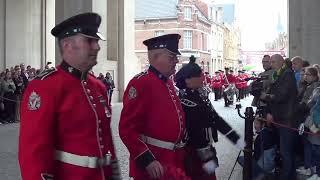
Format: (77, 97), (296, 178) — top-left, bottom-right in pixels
(278, 127), (297, 180)
(303, 138), (313, 169)
(238, 156), (264, 179)
(256, 147), (276, 172)
(311, 144), (320, 176)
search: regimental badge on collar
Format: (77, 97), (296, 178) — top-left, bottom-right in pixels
(68, 67), (74, 73)
(28, 91), (41, 110)
(128, 86), (137, 99)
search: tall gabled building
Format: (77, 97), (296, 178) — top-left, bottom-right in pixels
(135, 0), (212, 72)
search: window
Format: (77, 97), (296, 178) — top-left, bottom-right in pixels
(184, 7), (192, 20)
(201, 33), (205, 51)
(184, 30), (192, 49)
(154, 31), (164, 37)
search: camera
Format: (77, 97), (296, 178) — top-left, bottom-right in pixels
(246, 75), (268, 97)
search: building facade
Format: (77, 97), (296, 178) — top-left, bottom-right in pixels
(135, 0), (212, 72)
(223, 25), (241, 70)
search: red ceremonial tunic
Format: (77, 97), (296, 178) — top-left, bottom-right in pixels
(119, 66), (186, 179)
(211, 75), (223, 89)
(19, 61), (118, 180)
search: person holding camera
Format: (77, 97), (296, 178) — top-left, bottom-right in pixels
(251, 55), (274, 108)
(259, 54), (298, 180)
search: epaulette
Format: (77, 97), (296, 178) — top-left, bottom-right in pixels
(34, 67), (57, 80)
(133, 71), (148, 79)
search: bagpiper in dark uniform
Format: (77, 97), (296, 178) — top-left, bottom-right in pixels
(175, 58), (244, 180)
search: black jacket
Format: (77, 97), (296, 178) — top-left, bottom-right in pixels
(179, 88), (240, 162)
(264, 68), (298, 127)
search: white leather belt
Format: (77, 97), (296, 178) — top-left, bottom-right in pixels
(140, 135), (185, 150)
(55, 150), (112, 168)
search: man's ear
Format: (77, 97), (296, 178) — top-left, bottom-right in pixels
(185, 78), (191, 87)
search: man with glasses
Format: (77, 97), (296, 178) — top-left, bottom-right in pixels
(119, 34), (187, 179)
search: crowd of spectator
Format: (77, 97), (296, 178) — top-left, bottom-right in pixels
(0, 62), (116, 124)
(0, 63), (40, 124)
(242, 54), (320, 180)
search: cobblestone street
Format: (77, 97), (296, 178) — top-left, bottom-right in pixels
(0, 95), (263, 180)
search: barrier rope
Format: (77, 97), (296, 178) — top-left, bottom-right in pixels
(0, 96), (21, 103)
(258, 117), (320, 137)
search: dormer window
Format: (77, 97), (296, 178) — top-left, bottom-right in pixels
(184, 7), (192, 20)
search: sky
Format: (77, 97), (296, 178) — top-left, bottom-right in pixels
(203, 0), (288, 51)
(236, 0), (287, 50)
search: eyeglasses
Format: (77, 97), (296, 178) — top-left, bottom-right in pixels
(164, 53), (180, 61)
(304, 73), (312, 76)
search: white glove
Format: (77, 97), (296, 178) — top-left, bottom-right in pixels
(298, 123), (305, 135)
(235, 138), (246, 150)
(310, 124), (320, 133)
(202, 160), (218, 175)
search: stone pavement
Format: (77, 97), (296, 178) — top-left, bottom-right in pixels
(0, 95), (308, 180)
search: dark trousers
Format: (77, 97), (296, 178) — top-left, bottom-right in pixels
(3, 92), (16, 122)
(108, 89), (113, 104)
(278, 127), (297, 180)
(213, 88), (221, 100)
(223, 92), (233, 106)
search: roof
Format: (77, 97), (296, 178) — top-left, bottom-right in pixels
(135, 0), (178, 20)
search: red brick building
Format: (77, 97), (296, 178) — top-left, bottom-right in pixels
(135, 0), (212, 71)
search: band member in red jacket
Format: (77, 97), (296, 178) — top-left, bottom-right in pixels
(19, 13), (120, 180)
(235, 70), (246, 101)
(211, 71), (223, 101)
(223, 68), (237, 107)
(119, 34), (188, 180)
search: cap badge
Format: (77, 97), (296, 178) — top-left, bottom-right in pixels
(28, 91), (41, 111)
(128, 86), (137, 99)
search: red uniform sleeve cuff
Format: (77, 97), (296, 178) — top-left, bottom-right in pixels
(135, 150), (156, 169)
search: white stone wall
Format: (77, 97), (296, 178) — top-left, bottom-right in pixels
(0, 0), (5, 70)
(45, 0), (56, 66)
(289, 0), (320, 64)
(123, 0), (140, 86)
(5, 0), (42, 69)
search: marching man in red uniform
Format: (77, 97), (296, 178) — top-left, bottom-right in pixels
(211, 71), (223, 101)
(119, 34), (188, 179)
(19, 13), (120, 180)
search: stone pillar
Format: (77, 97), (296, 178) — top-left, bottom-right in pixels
(55, 0), (93, 64)
(44, 0), (56, 66)
(3, 0), (43, 69)
(120, 0), (141, 101)
(0, 0), (5, 70)
(289, 0), (320, 64)
(106, 0), (140, 102)
(107, 0), (140, 102)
